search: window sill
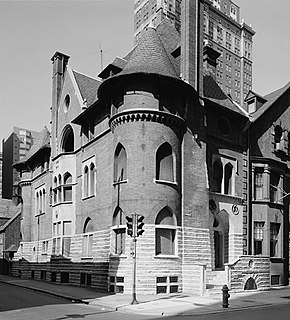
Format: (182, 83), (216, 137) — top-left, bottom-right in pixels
(110, 254), (127, 259)
(155, 180), (178, 188)
(154, 255), (179, 259)
(52, 201), (73, 207)
(81, 256), (93, 260)
(252, 199), (284, 206)
(82, 194), (95, 201)
(270, 257), (284, 263)
(50, 255), (71, 261)
(209, 192), (244, 202)
(113, 180), (128, 187)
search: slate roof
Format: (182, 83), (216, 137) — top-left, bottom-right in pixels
(119, 25), (179, 79)
(0, 199), (18, 219)
(14, 127), (50, 167)
(203, 73), (248, 117)
(250, 81), (290, 122)
(0, 207), (21, 233)
(73, 71), (101, 107)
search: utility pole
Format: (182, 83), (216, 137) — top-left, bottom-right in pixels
(126, 213), (145, 305)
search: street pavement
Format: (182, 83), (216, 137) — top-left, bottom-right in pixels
(1, 275), (290, 317)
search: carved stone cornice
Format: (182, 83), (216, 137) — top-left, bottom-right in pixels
(109, 109), (185, 133)
(19, 180), (32, 187)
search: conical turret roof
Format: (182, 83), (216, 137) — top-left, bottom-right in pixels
(120, 26), (179, 79)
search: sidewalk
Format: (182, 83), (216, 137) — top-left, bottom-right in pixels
(1, 275), (290, 316)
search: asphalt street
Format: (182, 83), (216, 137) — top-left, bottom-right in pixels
(1, 281), (290, 320)
(163, 303), (290, 320)
(0, 282), (152, 320)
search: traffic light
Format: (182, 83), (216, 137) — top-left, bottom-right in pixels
(136, 215), (145, 237)
(126, 215), (133, 237)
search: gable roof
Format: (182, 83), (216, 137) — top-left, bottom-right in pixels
(73, 71), (101, 107)
(0, 207), (21, 233)
(244, 90), (266, 103)
(250, 81), (290, 122)
(13, 127), (50, 168)
(203, 73), (248, 117)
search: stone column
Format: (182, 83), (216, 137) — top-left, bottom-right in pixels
(263, 165), (270, 200)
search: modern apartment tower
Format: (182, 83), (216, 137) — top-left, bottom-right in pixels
(133, 0), (255, 106)
(2, 127), (39, 199)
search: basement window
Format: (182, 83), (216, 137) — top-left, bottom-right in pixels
(156, 276), (178, 294)
(109, 276), (124, 293)
(60, 272), (69, 283)
(80, 273), (92, 286)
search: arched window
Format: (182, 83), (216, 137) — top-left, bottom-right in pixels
(156, 142), (174, 181)
(82, 218), (94, 257)
(36, 192), (39, 215)
(155, 207), (176, 256)
(114, 144), (127, 182)
(42, 189), (46, 213)
(58, 174), (62, 203)
(83, 166), (89, 198)
(39, 190), (42, 214)
(63, 172), (72, 202)
(224, 163), (233, 195)
(212, 160), (223, 193)
(53, 177), (57, 204)
(89, 163), (95, 196)
(49, 187), (53, 206)
(61, 126), (74, 153)
(112, 207), (126, 255)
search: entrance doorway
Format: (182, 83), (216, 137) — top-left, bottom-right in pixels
(214, 231), (224, 269)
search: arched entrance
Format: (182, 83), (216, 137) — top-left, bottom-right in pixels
(213, 209), (229, 270)
(244, 277), (257, 290)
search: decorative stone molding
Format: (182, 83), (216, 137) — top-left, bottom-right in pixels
(19, 180), (32, 187)
(109, 109), (186, 133)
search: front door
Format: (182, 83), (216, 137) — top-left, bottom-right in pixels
(214, 230), (224, 269)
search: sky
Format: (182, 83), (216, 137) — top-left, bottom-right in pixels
(0, 0), (290, 146)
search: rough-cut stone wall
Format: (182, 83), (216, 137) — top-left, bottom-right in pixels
(229, 255), (270, 291)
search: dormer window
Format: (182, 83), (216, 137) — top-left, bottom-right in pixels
(274, 125), (283, 151)
(248, 99), (256, 113)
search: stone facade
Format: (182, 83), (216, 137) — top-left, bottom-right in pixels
(11, 6), (290, 295)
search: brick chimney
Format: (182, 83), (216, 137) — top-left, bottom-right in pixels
(180, 0), (204, 96)
(203, 43), (220, 80)
(51, 52), (70, 109)
(50, 52), (70, 157)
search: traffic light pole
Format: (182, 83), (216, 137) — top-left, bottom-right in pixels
(131, 213), (138, 304)
(125, 213), (145, 305)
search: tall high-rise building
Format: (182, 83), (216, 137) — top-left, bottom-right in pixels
(134, 0), (182, 42)
(133, 0), (255, 106)
(2, 127), (40, 199)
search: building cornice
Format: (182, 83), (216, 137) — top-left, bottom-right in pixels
(109, 109), (186, 134)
